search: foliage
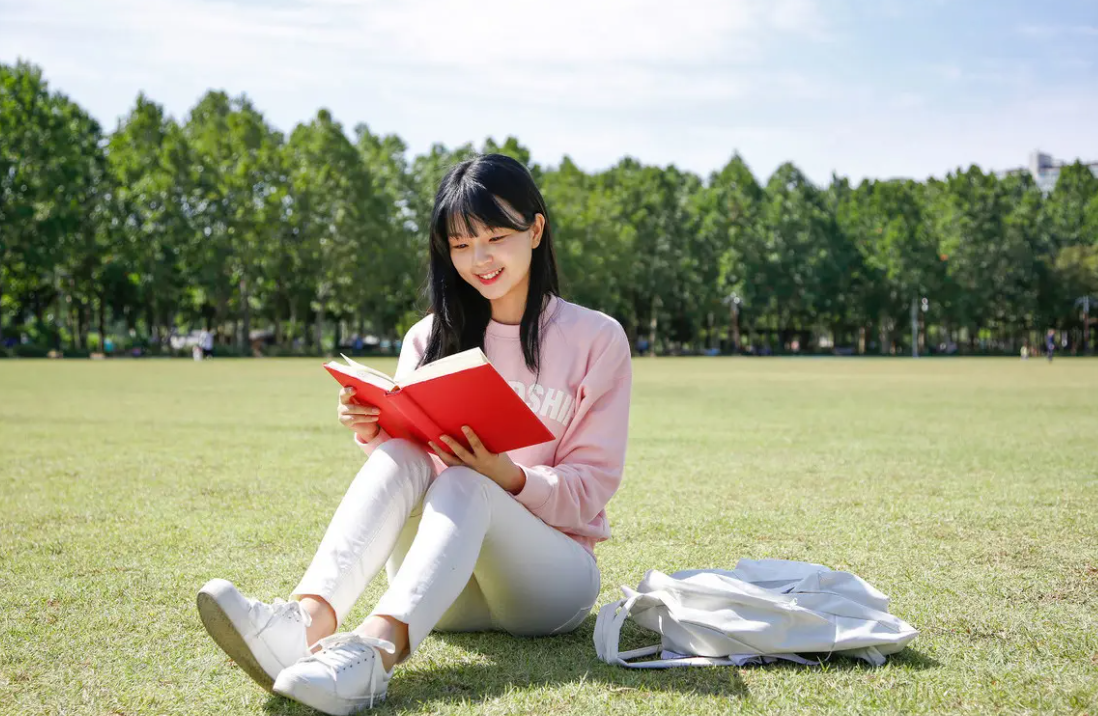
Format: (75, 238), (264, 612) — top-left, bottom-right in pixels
(4, 60), (1098, 355)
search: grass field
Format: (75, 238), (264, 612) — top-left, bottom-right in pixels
(1, 356), (1096, 715)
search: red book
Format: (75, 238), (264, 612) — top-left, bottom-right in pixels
(324, 348), (555, 455)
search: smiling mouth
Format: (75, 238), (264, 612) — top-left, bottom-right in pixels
(476, 268), (504, 284)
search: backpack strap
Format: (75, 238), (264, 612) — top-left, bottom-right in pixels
(594, 593), (741, 669)
(594, 594), (644, 666)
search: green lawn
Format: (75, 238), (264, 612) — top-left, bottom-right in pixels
(1, 356), (1096, 715)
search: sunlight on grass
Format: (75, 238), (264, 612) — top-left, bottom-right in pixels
(1, 357), (1096, 714)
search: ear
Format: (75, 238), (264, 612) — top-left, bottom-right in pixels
(531, 213), (545, 249)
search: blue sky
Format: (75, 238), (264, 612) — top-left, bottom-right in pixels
(2, 0), (1096, 184)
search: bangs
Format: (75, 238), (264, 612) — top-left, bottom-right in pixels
(434, 181), (529, 240)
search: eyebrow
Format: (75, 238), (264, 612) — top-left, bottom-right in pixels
(449, 230), (510, 241)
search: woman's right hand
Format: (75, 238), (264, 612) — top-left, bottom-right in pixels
(338, 386), (381, 442)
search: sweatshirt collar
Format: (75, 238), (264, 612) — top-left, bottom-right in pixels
(486, 295), (560, 340)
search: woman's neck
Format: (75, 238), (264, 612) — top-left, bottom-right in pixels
(490, 277), (530, 325)
(490, 296), (525, 325)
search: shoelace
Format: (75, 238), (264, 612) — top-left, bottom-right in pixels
(308, 633), (396, 677)
(252, 598), (312, 637)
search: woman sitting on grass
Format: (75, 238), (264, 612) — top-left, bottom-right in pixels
(197, 153), (633, 715)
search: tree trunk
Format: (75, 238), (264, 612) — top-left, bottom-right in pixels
(68, 298), (78, 351)
(730, 303), (741, 353)
(97, 295), (107, 353)
(239, 274), (251, 353)
(648, 295), (658, 357)
(316, 286), (327, 356)
(78, 300), (88, 350)
(146, 301), (157, 347)
(289, 302), (298, 350)
(0, 273), (6, 345)
(215, 293), (228, 343)
(274, 282), (285, 349)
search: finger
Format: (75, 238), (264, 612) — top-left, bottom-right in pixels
(439, 435), (474, 463)
(343, 405), (379, 416)
(350, 416), (380, 426)
(461, 426), (486, 455)
(339, 387), (356, 405)
(428, 442), (461, 466)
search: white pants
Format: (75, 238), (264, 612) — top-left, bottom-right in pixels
(292, 439), (601, 660)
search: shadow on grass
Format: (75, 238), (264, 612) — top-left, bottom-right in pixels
(260, 616), (937, 714)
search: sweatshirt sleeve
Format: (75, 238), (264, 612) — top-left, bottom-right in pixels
(354, 321), (429, 457)
(511, 323), (632, 532)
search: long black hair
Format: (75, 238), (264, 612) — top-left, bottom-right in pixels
(419, 153), (560, 374)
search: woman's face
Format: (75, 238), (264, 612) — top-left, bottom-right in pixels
(448, 199), (544, 310)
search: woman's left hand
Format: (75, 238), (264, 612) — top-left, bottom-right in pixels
(429, 426), (526, 494)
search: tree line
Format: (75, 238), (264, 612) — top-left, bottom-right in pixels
(3, 60), (1097, 358)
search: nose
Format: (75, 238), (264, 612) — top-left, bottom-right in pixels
(473, 241), (493, 266)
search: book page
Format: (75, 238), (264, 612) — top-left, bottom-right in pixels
(399, 347), (490, 387)
(327, 356), (396, 391)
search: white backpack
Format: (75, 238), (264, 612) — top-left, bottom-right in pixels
(594, 559), (918, 668)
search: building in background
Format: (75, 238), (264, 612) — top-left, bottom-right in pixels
(997, 150), (1098, 192)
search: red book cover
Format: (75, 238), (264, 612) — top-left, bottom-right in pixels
(324, 348), (555, 455)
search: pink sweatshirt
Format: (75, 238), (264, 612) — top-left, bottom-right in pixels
(354, 295), (633, 558)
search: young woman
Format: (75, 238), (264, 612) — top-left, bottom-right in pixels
(196, 154), (633, 714)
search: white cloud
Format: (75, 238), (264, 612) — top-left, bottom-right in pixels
(2, 0), (1096, 185)
(0, 0), (830, 94)
(2, 0), (827, 70)
(0, 0), (839, 147)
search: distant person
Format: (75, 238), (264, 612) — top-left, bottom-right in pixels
(200, 329), (214, 359)
(1046, 330), (1055, 363)
(196, 154), (633, 714)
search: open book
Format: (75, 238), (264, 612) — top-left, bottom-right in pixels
(324, 348), (555, 455)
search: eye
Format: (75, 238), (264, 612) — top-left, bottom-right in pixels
(450, 242), (468, 250)
(489, 234), (508, 242)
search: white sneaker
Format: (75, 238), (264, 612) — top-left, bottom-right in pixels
(273, 632), (396, 715)
(196, 578), (312, 691)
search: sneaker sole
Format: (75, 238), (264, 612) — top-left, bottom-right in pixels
(196, 581), (276, 692)
(274, 672), (387, 715)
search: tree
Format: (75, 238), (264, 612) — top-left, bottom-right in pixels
(840, 179), (941, 353)
(597, 158), (695, 348)
(285, 109), (378, 353)
(185, 91), (286, 351)
(355, 123), (421, 338)
(105, 94), (195, 345)
(0, 61), (105, 348)
(542, 157), (631, 323)
(1044, 161), (1098, 250)
(707, 154), (765, 350)
(8, 60), (1098, 357)
(1041, 162), (1098, 330)
(753, 163), (841, 348)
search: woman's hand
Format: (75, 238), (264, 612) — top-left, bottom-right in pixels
(337, 386), (381, 443)
(429, 426), (526, 494)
